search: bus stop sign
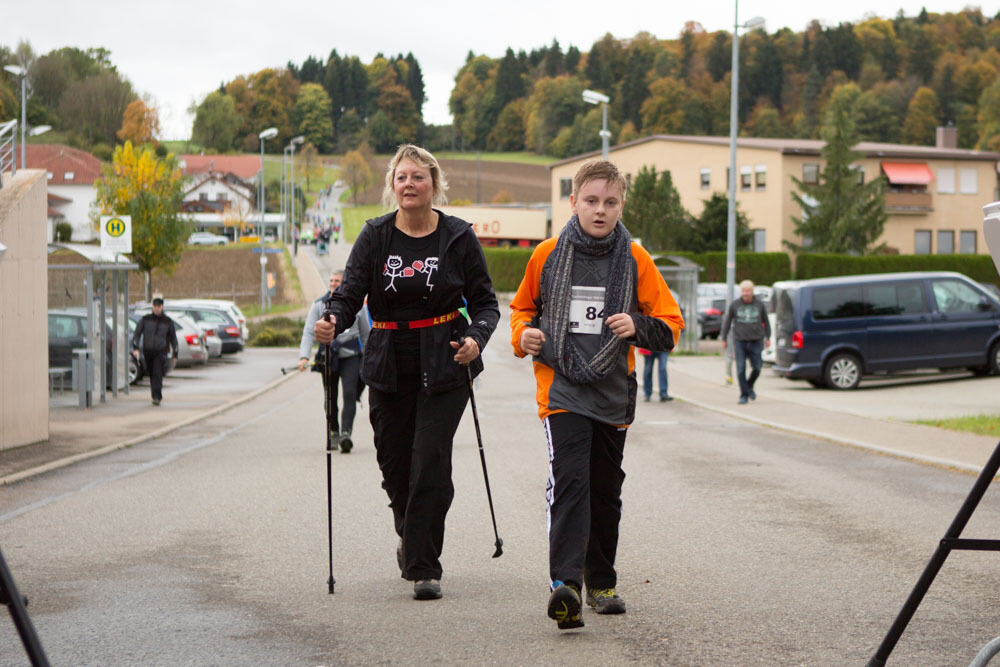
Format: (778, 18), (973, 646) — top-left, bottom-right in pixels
(100, 215), (132, 254)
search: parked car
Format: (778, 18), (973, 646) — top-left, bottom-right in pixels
(696, 283), (730, 339)
(136, 302), (244, 354)
(771, 271), (1000, 390)
(187, 231), (228, 246)
(49, 308), (140, 387)
(172, 298), (249, 341)
(979, 282), (1000, 302)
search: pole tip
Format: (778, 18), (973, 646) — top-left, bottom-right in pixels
(328, 576), (335, 594)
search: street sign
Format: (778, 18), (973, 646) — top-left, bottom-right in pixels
(251, 247), (283, 254)
(100, 215), (132, 254)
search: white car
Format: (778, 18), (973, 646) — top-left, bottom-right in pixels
(187, 231), (228, 246)
(173, 298), (249, 341)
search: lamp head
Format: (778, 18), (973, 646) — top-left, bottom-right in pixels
(258, 127), (278, 140)
(291, 135), (305, 145)
(582, 89), (610, 105)
(29, 125), (51, 136)
(743, 16), (766, 30)
(3, 64), (25, 77)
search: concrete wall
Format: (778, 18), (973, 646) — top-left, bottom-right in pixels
(0, 169), (49, 450)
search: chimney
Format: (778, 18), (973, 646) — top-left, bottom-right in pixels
(936, 126), (957, 149)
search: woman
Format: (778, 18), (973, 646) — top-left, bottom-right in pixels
(314, 144), (499, 600)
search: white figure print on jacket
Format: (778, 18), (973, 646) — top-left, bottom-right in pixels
(383, 255), (439, 292)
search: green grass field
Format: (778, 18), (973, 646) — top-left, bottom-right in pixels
(341, 205), (385, 241)
(434, 151), (557, 165)
(914, 414), (1000, 437)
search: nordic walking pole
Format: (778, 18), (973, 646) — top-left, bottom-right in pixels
(322, 308), (337, 594)
(461, 342), (503, 558)
(281, 361), (313, 375)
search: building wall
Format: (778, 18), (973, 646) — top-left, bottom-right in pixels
(49, 183), (97, 242)
(551, 139), (1000, 255)
(0, 169), (50, 450)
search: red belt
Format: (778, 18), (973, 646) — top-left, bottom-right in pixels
(371, 310), (462, 330)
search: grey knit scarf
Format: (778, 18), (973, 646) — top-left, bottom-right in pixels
(541, 215), (635, 384)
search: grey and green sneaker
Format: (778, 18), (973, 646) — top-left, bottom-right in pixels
(339, 430), (353, 453)
(547, 581), (584, 629)
(413, 579), (442, 600)
(586, 587), (626, 614)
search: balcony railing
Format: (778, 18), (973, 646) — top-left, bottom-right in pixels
(0, 119), (16, 189)
(885, 190), (932, 213)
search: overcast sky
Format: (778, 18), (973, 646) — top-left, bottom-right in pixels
(1, 1), (989, 140)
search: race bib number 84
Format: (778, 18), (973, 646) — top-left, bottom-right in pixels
(568, 286), (606, 335)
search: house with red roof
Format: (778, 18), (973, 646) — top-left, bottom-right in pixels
(177, 154), (264, 240)
(25, 144), (103, 242)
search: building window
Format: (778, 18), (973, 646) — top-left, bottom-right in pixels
(937, 230), (954, 254)
(853, 165), (865, 185)
(754, 165), (766, 191)
(937, 167), (956, 194)
(914, 230), (932, 254)
(64, 171), (74, 181)
(46, 172), (53, 180)
(960, 230), (977, 254)
(802, 163), (819, 185)
(740, 166), (752, 191)
(199, 192), (209, 201)
(959, 168), (977, 194)
(699, 168), (710, 190)
(752, 229), (766, 252)
(559, 178), (572, 200)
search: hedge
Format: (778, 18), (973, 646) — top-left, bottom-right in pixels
(795, 253), (1000, 285)
(657, 251), (792, 286)
(483, 247), (534, 292)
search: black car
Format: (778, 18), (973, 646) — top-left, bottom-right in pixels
(49, 308), (141, 386)
(696, 298), (726, 339)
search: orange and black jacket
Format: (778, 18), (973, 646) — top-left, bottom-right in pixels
(510, 237), (684, 425)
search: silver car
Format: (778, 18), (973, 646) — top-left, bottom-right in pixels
(130, 309), (208, 367)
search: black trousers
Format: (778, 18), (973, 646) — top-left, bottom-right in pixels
(321, 354), (361, 434)
(368, 371), (468, 581)
(143, 351), (168, 401)
(544, 412), (627, 591)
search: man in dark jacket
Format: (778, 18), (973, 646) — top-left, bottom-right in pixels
(721, 280), (771, 404)
(132, 297), (178, 405)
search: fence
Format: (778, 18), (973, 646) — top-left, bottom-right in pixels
(0, 119), (16, 188)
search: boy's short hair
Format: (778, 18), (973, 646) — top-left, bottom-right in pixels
(573, 160), (627, 198)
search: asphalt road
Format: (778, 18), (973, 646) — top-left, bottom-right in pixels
(3, 334), (1000, 663)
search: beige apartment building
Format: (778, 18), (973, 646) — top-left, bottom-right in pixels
(549, 132), (1000, 255)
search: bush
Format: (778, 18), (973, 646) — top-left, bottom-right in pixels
(249, 327), (298, 347)
(483, 247), (534, 291)
(55, 222), (72, 242)
(795, 253), (1000, 283)
(658, 252), (792, 286)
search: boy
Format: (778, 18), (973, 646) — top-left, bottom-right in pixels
(510, 160), (684, 630)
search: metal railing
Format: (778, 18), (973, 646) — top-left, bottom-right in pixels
(0, 119), (17, 189)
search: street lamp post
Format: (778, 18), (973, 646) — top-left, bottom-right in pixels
(287, 135), (304, 242)
(258, 127), (278, 312)
(725, 6), (766, 307)
(582, 89), (611, 160)
(3, 65), (26, 169)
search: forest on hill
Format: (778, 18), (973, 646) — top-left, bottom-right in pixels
(3, 7), (1000, 161)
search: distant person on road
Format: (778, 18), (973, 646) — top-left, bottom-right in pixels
(292, 225), (300, 256)
(720, 279), (771, 405)
(299, 269), (370, 453)
(314, 144), (499, 602)
(510, 159), (683, 630)
(132, 297), (178, 406)
(638, 348), (672, 402)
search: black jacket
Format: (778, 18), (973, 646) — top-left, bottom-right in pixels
(330, 210), (500, 394)
(132, 313), (179, 357)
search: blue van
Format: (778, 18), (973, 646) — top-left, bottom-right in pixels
(771, 271), (1000, 389)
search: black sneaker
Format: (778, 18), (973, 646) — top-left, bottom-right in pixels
(749, 390), (757, 401)
(152, 398), (160, 406)
(586, 587), (626, 614)
(660, 395), (673, 402)
(413, 579), (442, 600)
(547, 581), (584, 629)
(339, 431), (353, 453)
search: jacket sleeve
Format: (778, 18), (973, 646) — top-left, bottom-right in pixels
(299, 300), (323, 359)
(131, 319), (143, 350)
(509, 241), (551, 358)
(330, 224), (374, 334)
(760, 301), (771, 339)
(168, 320), (179, 357)
(460, 230), (500, 353)
(630, 244), (684, 352)
(720, 301), (734, 340)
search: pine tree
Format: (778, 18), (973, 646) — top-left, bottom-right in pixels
(790, 87), (887, 254)
(621, 165), (688, 251)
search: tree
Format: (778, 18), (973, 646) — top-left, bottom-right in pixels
(366, 109), (402, 153)
(621, 165), (688, 251)
(688, 193), (752, 252)
(297, 142), (323, 192)
(294, 83), (334, 152)
(902, 86), (940, 145)
(976, 79), (1000, 150)
(58, 70), (135, 144)
(117, 99), (160, 145)
(789, 85), (887, 254)
(191, 91), (240, 151)
(93, 142), (188, 300)
(639, 77), (687, 134)
(487, 100), (526, 151)
(341, 147), (374, 205)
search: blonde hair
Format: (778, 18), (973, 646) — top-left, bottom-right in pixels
(573, 160), (627, 198)
(740, 279), (755, 290)
(380, 144), (449, 209)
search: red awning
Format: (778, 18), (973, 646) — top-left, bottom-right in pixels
(881, 161), (934, 185)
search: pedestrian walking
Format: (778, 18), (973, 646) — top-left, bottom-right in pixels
(314, 144), (499, 601)
(639, 348), (672, 402)
(131, 297), (178, 406)
(720, 279), (771, 404)
(510, 159), (684, 630)
(299, 270), (370, 453)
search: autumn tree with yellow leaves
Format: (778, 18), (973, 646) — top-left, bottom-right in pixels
(117, 99), (161, 146)
(93, 141), (189, 299)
